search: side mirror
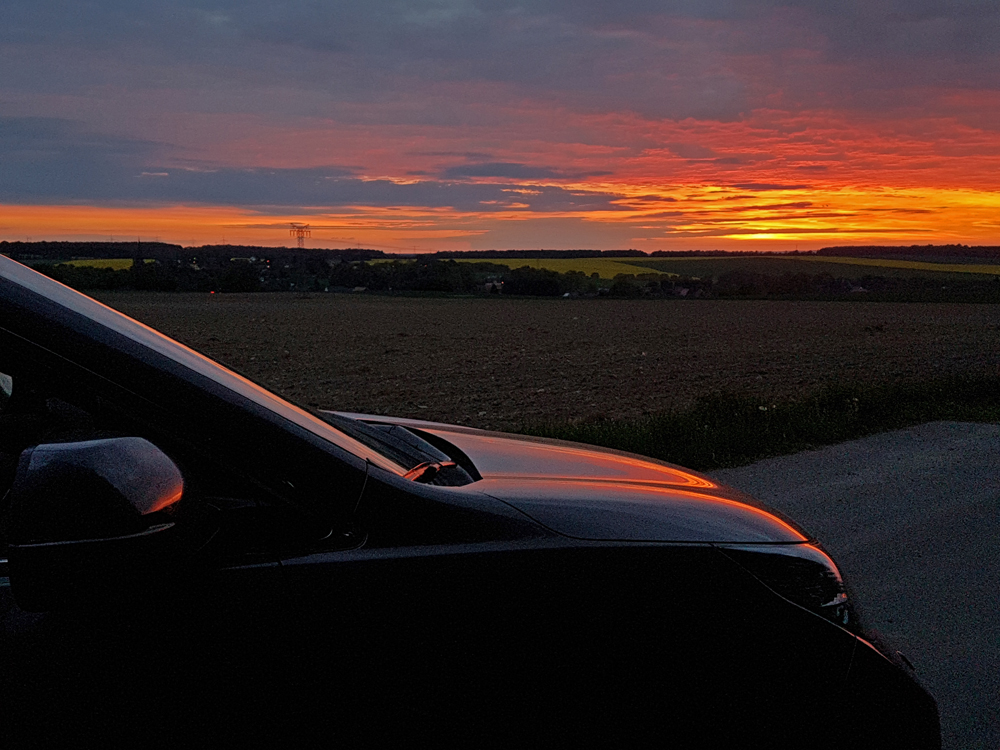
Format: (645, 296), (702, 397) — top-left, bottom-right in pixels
(7, 437), (188, 612)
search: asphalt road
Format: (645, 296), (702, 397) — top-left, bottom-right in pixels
(712, 422), (1000, 750)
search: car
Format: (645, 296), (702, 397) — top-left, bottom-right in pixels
(0, 254), (939, 748)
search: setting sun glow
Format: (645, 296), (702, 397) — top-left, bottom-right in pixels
(2, 2), (999, 251)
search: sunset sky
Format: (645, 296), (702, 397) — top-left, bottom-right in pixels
(2, 1), (1000, 251)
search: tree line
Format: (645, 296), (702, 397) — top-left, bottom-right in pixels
(23, 255), (1000, 302)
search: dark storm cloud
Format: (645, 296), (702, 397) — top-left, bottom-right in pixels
(139, 170), (623, 213)
(0, 117), (168, 201)
(0, 117), (155, 157)
(0, 117), (622, 212)
(786, 0), (1000, 61)
(4, 1), (998, 124)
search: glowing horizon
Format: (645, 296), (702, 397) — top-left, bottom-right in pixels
(5, 181), (998, 252)
(3, 2), (999, 251)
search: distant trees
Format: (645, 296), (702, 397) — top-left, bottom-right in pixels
(17, 243), (1000, 303)
(327, 259), (508, 293)
(816, 244), (1000, 259)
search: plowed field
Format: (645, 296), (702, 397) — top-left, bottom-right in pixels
(95, 292), (1000, 431)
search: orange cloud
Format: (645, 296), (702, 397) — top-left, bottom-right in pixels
(5, 178), (999, 252)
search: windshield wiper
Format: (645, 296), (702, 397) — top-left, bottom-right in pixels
(403, 461), (456, 482)
(317, 413), (475, 485)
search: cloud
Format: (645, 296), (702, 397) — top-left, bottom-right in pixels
(667, 143), (718, 159)
(4, 0), (999, 130)
(409, 151), (495, 160)
(729, 201), (815, 211)
(731, 183), (813, 191)
(626, 194), (679, 203)
(0, 117), (158, 158)
(3, 0), (1000, 248)
(162, 171), (625, 213)
(441, 162), (612, 180)
(0, 1), (749, 121)
(442, 162), (566, 179)
(0, 117), (168, 201)
(0, 117), (627, 212)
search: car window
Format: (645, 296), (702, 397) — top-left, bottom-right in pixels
(0, 364), (97, 494)
(0, 256), (405, 475)
(0, 372), (13, 554)
(0, 369), (56, 556)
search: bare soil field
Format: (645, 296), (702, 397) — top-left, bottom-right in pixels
(95, 292), (1000, 432)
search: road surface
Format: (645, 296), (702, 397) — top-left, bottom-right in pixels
(712, 422), (1000, 750)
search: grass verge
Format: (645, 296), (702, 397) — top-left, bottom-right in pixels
(520, 375), (1000, 471)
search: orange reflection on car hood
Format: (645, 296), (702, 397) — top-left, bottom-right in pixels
(336, 413), (809, 543)
(335, 413), (719, 488)
(473, 478), (807, 543)
(447, 433), (719, 488)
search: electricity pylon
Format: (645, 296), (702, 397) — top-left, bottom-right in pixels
(289, 223), (311, 249)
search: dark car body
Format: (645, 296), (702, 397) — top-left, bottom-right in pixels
(0, 255), (939, 747)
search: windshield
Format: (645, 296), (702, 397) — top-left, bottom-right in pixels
(0, 255), (406, 475)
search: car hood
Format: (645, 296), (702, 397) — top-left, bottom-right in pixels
(333, 413), (809, 544)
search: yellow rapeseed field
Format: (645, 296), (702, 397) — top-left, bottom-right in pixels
(364, 253), (1000, 279)
(64, 258), (135, 270)
(401, 257), (672, 279)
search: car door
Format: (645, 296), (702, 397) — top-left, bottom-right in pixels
(0, 337), (353, 746)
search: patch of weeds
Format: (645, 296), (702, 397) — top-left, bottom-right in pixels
(520, 375), (1000, 471)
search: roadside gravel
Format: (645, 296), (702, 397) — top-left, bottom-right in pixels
(712, 422), (1000, 750)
